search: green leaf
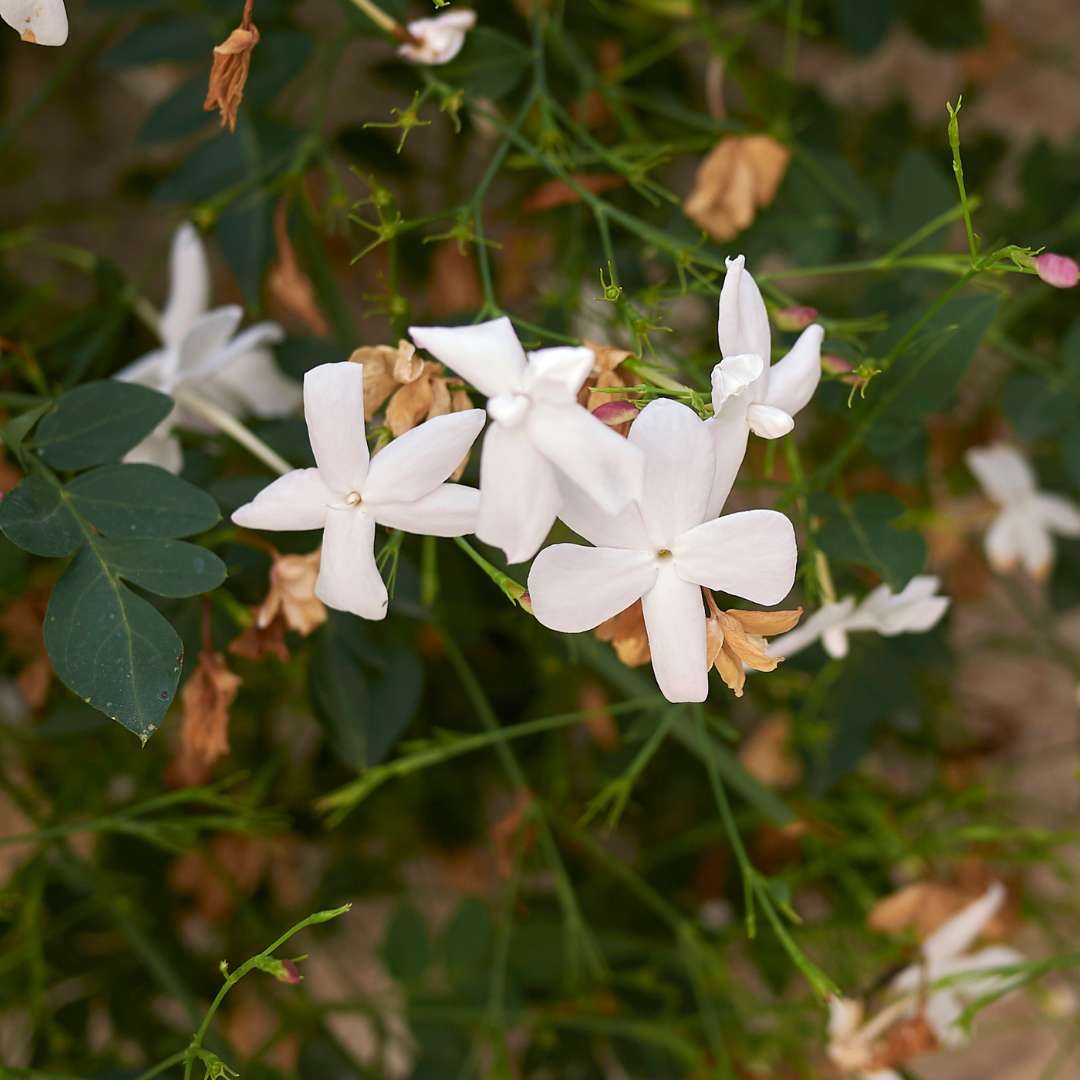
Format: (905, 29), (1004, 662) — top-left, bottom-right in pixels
(136, 74), (215, 146)
(43, 545), (185, 741)
(1003, 372), (1079, 439)
(437, 27), (531, 99)
(217, 195), (276, 306)
(443, 899), (492, 984)
(0, 401), (52, 465)
(99, 16), (216, 70)
(902, 0), (985, 49)
(67, 464), (221, 539)
(887, 150), (955, 249)
(0, 476), (82, 557)
(245, 31), (314, 106)
(381, 902), (430, 983)
(31, 382), (174, 471)
(98, 538), (227, 597)
(813, 492), (927, 591)
(837, 0), (893, 54)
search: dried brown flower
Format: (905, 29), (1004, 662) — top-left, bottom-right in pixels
(228, 614), (290, 664)
(738, 717), (802, 789)
(254, 548), (326, 636)
(523, 173), (626, 211)
(489, 788), (535, 878)
(596, 599), (651, 667)
(268, 200), (328, 336)
(173, 651), (242, 786)
(684, 135), (791, 242)
(705, 593), (802, 697)
(578, 681), (620, 750)
(204, 0), (260, 133)
(429, 239), (483, 318)
(0, 589), (54, 709)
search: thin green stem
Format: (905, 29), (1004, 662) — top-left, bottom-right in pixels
(177, 391), (293, 476)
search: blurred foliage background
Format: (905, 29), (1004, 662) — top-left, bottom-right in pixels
(3, 0), (1080, 1078)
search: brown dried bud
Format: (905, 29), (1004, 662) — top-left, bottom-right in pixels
(268, 200), (328, 336)
(705, 594), (802, 698)
(174, 652), (243, 786)
(596, 599), (651, 667)
(254, 548), (326, 637)
(204, 0), (260, 133)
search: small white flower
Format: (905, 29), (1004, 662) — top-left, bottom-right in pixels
(232, 362), (485, 620)
(409, 316), (645, 564)
(397, 8), (476, 65)
(706, 255), (824, 515)
(766, 576), (950, 661)
(527, 399), (796, 703)
(2, 0), (67, 45)
(115, 223), (300, 473)
(965, 443), (1080, 580)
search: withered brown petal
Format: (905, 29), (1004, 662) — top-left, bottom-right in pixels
(729, 606), (803, 636)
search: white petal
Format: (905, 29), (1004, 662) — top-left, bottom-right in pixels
(984, 510), (1019, 572)
(641, 568), (708, 702)
(371, 483), (480, 537)
(923, 882), (1007, 969)
(630, 399), (715, 548)
(304, 362), (369, 495)
(173, 308), (244, 385)
(527, 401), (645, 516)
(192, 322), (286, 387)
(231, 469), (334, 531)
(409, 316), (526, 397)
(115, 347), (175, 393)
(964, 444), (1036, 505)
(2, 0), (67, 45)
(710, 352), (763, 410)
(198, 348), (301, 419)
(524, 346), (597, 405)
(364, 409), (485, 504)
(765, 597), (857, 659)
(924, 989), (966, 1047)
(476, 420), (561, 563)
(704, 413), (751, 519)
(673, 509), (797, 606)
(762, 324), (823, 419)
(821, 625), (850, 659)
(1036, 492), (1080, 537)
(528, 545), (658, 632)
(123, 422), (183, 474)
(398, 8), (475, 63)
(718, 255), (770, 380)
(746, 403), (794, 439)
(317, 509), (388, 620)
(159, 223), (210, 348)
(1016, 514), (1055, 579)
(555, 474), (652, 551)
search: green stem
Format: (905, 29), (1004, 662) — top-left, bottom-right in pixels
(177, 391), (293, 476)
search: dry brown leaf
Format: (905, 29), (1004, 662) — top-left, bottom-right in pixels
(386, 370), (436, 437)
(0, 791), (35, 889)
(961, 19), (1019, 86)
(0, 589), (54, 709)
(204, 0), (259, 133)
(429, 240), (483, 318)
(253, 548), (326, 636)
(351, 341), (416, 419)
(523, 173), (626, 211)
(684, 135), (791, 242)
(173, 652), (242, 787)
(738, 717), (802, 789)
(268, 200), (328, 336)
(490, 789), (535, 878)
(596, 599), (651, 667)
(705, 596), (802, 697)
(867, 1016), (940, 1071)
(169, 832), (270, 922)
(578, 681), (619, 750)
(228, 614), (290, 664)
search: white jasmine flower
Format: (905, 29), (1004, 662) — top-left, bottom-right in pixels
(766, 576), (950, 661)
(409, 316), (645, 564)
(397, 8), (476, 65)
(527, 399), (796, 703)
(965, 443), (1080, 580)
(232, 362), (485, 620)
(706, 255), (824, 515)
(115, 223), (299, 473)
(827, 883), (1025, 1079)
(2, 0), (67, 45)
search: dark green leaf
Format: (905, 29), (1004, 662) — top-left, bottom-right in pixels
(902, 0), (985, 49)
(443, 899), (492, 985)
(245, 31), (314, 106)
(335, 126), (419, 178)
(0, 476), (82, 557)
(153, 130), (247, 203)
(381, 902), (430, 983)
(0, 401), (52, 464)
(67, 464), (221, 539)
(99, 16), (216, 69)
(814, 492), (927, 590)
(1003, 372), (1079, 439)
(32, 382), (174, 471)
(44, 545), (184, 741)
(837, 0), (893, 54)
(99, 538), (227, 597)
(136, 74), (215, 146)
(217, 195), (276, 306)
(887, 150), (955, 249)
(276, 336), (348, 382)
(438, 27), (531, 99)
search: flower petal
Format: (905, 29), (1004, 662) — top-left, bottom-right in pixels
(371, 483), (481, 537)
(673, 508), (796, 606)
(745, 403), (794, 439)
(114, 346), (174, 392)
(764, 597), (856, 659)
(528, 545), (658, 632)
(174, 308), (244, 385)
(527, 401), (645, 516)
(640, 567), (708, 702)
(317, 509), (388, 620)
(555, 474), (653, 551)
(718, 255), (770, 372)
(984, 509), (1019, 572)
(159, 223), (211, 348)
(631, 399), (715, 548)
(123, 421), (183, 474)
(704, 413), (751, 519)
(476, 419), (561, 563)
(304, 362), (370, 494)
(232, 469), (334, 531)
(922, 882), (1007, 970)
(2, 0), (67, 45)
(822, 626), (850, 659)
(523, 346), (596, 404)
(1016, 513), (1055, 579)
(763, 324), (823, 418)
(192, 321), (286, 386)
(1036, 492), (1080, 536)
(409, 316), (527, 398)
(363, 409), (486, 505)
(964, 444), (1035, 505)
(198, 347), (300, 419)
(710, 351), (763, 409)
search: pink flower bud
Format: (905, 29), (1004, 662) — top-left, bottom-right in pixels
(774, 306), (818, 332)
(592, 400), (639, 427)
(821, 354), (864, 388)
(1034, 253), (1079, 289)
(280, 960), (302, 984)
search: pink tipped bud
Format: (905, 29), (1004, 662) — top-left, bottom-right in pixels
(774, 306), (818, 332)
(821, 354), (864, 388)
(592, 400), (639, 427)
(280, 960), (302, 984)
(518, 591), (533, 615)
(1034, 253), (1079, 289)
